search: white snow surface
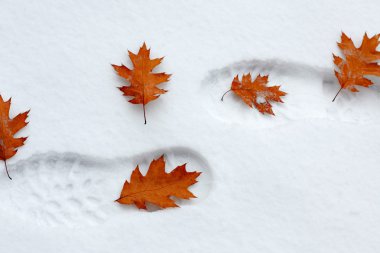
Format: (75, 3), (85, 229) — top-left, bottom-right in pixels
(1, 0), (380, 252)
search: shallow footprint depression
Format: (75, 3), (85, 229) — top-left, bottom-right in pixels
(0, 147), (212, 227)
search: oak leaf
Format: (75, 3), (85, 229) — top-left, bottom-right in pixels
(112, 43), (171, 124)
(332, 32), (380, 101)
(221, 73), (286, 115)
(116, 155), (201, 210)
(0, 95), (29, 180)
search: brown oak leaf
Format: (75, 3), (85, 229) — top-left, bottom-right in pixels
(221, 73), (286, 115)
(116, 155), (201, 210)
(0, 95), (29, 180)
(112, 43), (171, 124)
(332, 32), (380, 101)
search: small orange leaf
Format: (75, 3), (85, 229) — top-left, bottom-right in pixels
(112, 43), (171, 124)
(116, 155), (201, 210)
(332, 32), (380, 101)
(0, 95), (29, 180)
(221, 73), (286, 115)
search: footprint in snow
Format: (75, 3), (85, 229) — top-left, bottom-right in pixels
(202, 58), (380, 126)
(0, 147), (212, 227)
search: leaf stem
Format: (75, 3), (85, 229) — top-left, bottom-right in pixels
(221, 90), (232, 101)
(143, 103), (147, 124)
(4, 159), (11, 180)
(332, 87), (343, 102)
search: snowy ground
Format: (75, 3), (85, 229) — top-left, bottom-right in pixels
(1, 0), (380, 252)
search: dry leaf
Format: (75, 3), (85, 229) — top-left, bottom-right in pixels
(0, 95), (29, 180)
(112, 43), (171, 124)
(221, 73), (286, 115)
(116, 155), (201, 210)
(332, 32), (380, 101)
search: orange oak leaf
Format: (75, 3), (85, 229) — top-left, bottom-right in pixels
(221, 73), (286, 115)
(0, 95), (29, 180)
(332, 32), (380, 101)
(112, 43), (171, 124)
(116, 155), (201, 210)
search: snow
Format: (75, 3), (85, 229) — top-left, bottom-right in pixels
(1, 0), (380, 252)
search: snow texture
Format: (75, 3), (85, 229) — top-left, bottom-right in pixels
(1, 0), (380, 252)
